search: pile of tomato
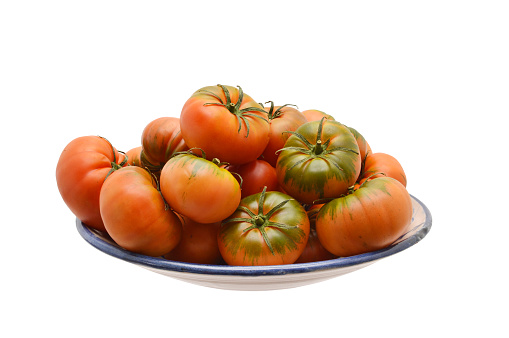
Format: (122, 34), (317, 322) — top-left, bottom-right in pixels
(56, 84), (412, 266)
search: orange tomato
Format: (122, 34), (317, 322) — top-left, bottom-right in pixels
(99, 166), (182, 257)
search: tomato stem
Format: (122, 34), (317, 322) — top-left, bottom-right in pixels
(313, 140), (324, 155)
(265, 101), (299, 120)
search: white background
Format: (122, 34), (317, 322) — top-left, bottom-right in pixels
(2, 1), (508, 337)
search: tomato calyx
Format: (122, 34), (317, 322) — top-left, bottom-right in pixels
(222, 187), (297, 255)
(200, 84), (268, 137)
(277, 117), (359, 171)
(264, 101), (299, 120)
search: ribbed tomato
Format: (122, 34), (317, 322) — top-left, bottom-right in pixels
(160, 152), (241, 224)
(276, 118), (361, 205)
(56, 136), (126, 232)
(180, 84), (270, 165)
(99, 166), (182, 257)
(140, 117), (188, 173)
(218, 188), (310, 266)
(316, 177), (413, 257)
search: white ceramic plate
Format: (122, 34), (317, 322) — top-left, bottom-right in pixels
(76, 194), (431, 291)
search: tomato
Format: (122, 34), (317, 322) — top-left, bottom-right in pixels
(360, 152), (407, 187)
(316, 177), (413, 257)
(160, 152), (241, 224)
(218, 188), (310, 266)
(302, 109), (335, 122)
(180, 84), (270, 165)
(260, 102), (308, 167)
(140, 117), (188, 172)
(163, 215), (224, 265)
(228, 159), (279, 199)
(125, 146), (142, 167)
(276, 118), (361, 205)
(56, 136), (126, 232)
(348, 126), (371, 165)
(99, 166), (182, 257)
(295, 204), (337, 263)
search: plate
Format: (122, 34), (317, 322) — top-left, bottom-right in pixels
(76, 194), (432, 291)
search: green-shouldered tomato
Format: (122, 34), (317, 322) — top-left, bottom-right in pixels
(276, 118), (361, 205)
(316, 177), (413, 257)
(218, 188), (310, 266)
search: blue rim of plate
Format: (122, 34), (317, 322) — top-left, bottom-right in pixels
(76, 194), (432, 276)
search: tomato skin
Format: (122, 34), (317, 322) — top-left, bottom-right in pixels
(218, 190), (310, 266)
(276, 119), (361, 205)
(295, 204), (337, 263)
(140, 117), (188, 171)
(261, 104), (308, 167)
(56, 136), (125, 232)
(302, 109), (335, 122)
(180, 85), (270, 165)
(361, 152), (407, 187)
(228, 159), (279, 199)
(348, 127), (371, 165)
(163, 216), (224, 265)
(99, 166), (182, 257)
(160, 153), (241, 224)
(125, 146), (142, 167)
(316, 177), (413, 257)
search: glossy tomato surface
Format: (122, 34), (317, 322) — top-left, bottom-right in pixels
(56, 136), (126, 232)
(276, 119), (361, 205)
(361, 152), (407, 187)
(316, 177), (413, 257)
(99, 166), (182, 257)
(218, 189), (310, 266)
(228, 159), (279, 199)
(160, 153), (241, 224)
(180, 84), (270, 165)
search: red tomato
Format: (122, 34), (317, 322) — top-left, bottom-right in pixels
(180, 84), (270, 165)
(160, 152), (241, 223)
(125, 146), (142, 167)
(302, 109), (335, 122)
(228, 159), (279, 199)
(260, 102), (308, 167)
(360, 152), (407, 187)
(140, 117), (188, 172)
(218, 188), (310, 266)
(56, 136), (126, 232)
(295, 204), (337, 263)
(163, 216), (224, 265)
(316, 177), (413, 257)
(99, 166), (182, 257)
